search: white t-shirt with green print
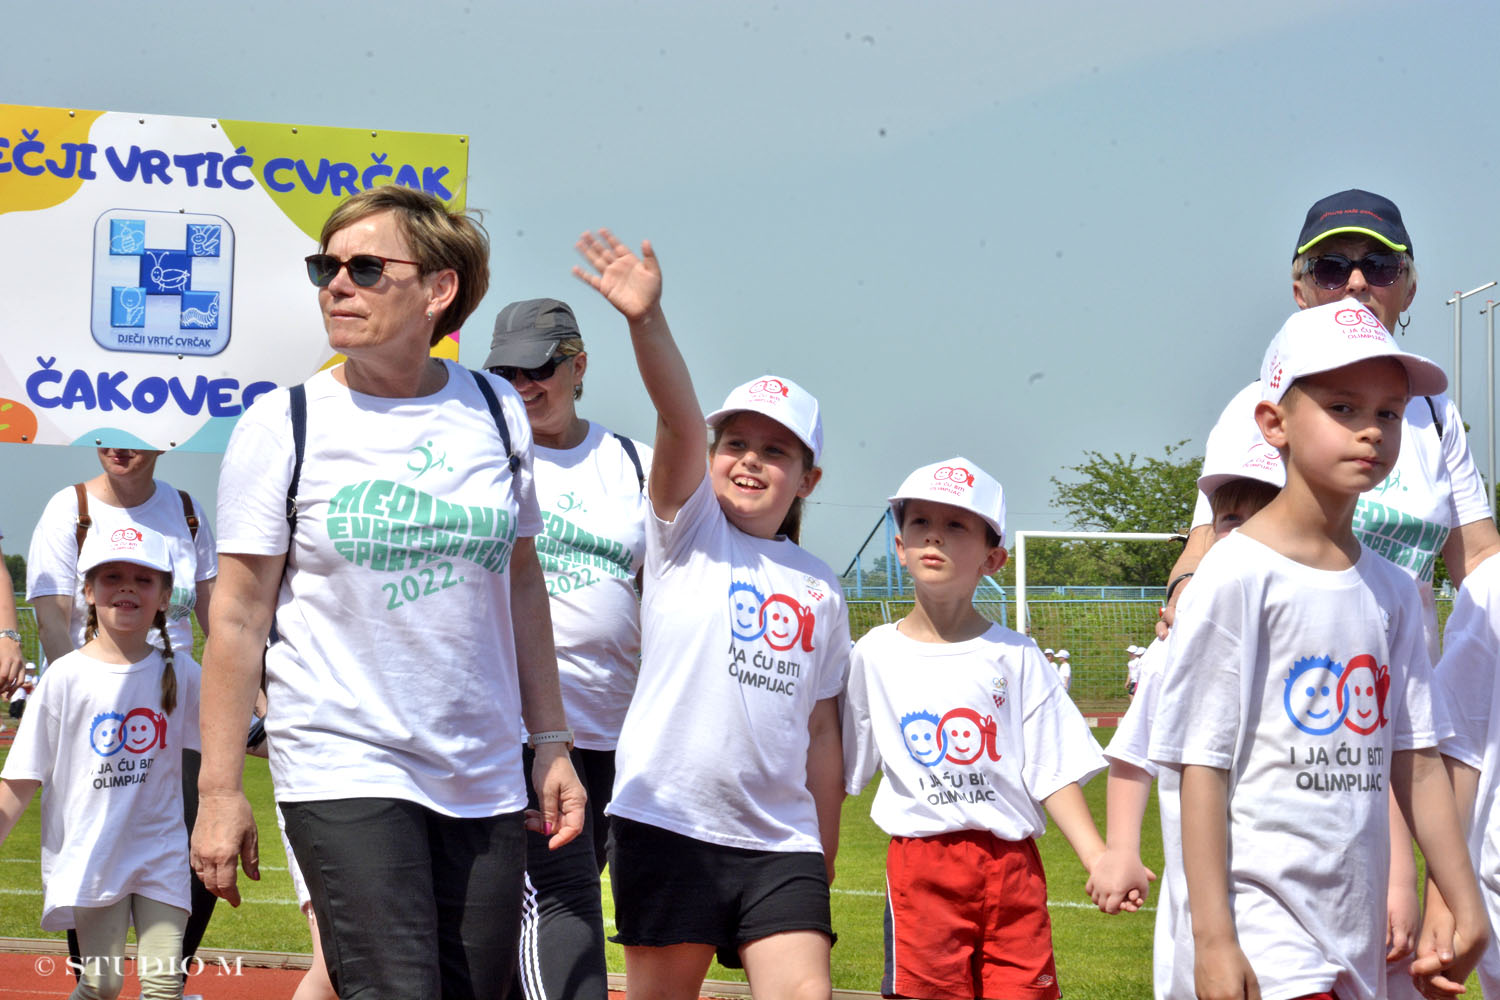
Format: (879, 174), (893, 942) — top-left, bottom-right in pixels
(217, 362), (543, 818)
(531, 422), (650, 750)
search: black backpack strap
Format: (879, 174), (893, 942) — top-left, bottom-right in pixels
(178, 489), (199, 540)
(287, 383), (307, 536)
(613, 433), (645, 492)
(1425, 395), (1444, 439)
(470, 370), (521, 475)
(73, 482), (91, 553)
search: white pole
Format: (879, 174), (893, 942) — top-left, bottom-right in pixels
(1016, 533), (1028, 635)
(1448, 281), (1499, 414)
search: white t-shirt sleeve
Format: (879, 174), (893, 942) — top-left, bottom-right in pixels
(189, 495), (218, 581)
(841, 635), (882, 796)
(1435, 560), (1500, 769)
(1436, 393), (1494, 527)
(0, 668), (58, 782)
(217, 389), (297, 557)
(1149, 563), (1246, 770)
(26, 487), (83, 600)
(1020, 643), (1105, 800)
(1105, 638), (1166, 776)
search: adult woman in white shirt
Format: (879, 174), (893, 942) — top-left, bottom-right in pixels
(191, 186), (585, 999)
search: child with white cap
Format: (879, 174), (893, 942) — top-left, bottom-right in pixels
(842, 457), (1106, 1000)
(1148, 299), (1486, 999)
(1054, 648), (1072, 692)
(1087, 390), (1285, 1000)
(0, 524), (201, 1000)
(573, 231), (849, 997)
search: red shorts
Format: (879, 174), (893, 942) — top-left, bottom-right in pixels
(883, 830), (1059, 1000)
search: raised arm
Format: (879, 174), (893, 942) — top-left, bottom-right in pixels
(573, 230), (704, 522)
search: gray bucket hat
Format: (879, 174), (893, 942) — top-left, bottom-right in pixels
(484, 298), (581, 370)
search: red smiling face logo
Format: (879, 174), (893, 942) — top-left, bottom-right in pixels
(749, 378), (789, 397)
(1337, 655), (1389, 736)
(934, 466), (975, 487)
(111, 527), (143, 544)
(937, 707), (1002, 765)
(760, 594), (816, 652)
(1334, 307), (1380, 328)
(122, 707), (167, 753)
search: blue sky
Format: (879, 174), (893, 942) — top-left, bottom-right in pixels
(4, 0), (1500, 573)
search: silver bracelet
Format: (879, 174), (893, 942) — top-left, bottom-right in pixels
(527, 729), (574, 749)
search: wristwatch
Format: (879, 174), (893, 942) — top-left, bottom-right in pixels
(527, 729), (574, 751)
(0, 629), (20, 644)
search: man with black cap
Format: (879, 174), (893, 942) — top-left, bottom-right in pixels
(486, 298), (651, 1000)
(1161, 188), (1500, 997)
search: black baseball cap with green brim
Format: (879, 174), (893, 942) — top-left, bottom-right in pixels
(1294, 189), (1411, 258)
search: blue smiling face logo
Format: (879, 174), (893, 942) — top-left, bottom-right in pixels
(1283, 656), (1349, 735)
(900, 710), (946, 766)
(90, 711), (127, 757)
(728, 581), (767, 641)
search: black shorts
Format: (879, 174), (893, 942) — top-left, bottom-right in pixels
(607, 817), (832, 968)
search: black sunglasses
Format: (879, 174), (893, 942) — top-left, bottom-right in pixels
(304, 253), (421, 288)
(1302, 251), (1405, 290)
(489, 352), (575, 384)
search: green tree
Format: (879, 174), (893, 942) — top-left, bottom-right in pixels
(1029, 440), (1200, 586)
(3, 552), (22, 591)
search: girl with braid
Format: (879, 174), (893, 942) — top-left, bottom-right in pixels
(0, 525), (201, 1000)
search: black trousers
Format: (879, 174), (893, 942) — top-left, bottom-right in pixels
(505, 746), (614, 1000)
(281, 797), (526, 1000)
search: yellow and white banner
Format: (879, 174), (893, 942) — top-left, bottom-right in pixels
(0, 105), (469, 450)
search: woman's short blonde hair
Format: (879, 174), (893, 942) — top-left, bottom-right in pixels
(320, 186), (490, 346)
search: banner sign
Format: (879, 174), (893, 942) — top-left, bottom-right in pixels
(0, 105), (469, 450)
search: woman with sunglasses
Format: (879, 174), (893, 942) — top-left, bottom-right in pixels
(484, 297), (650, 1000)
(25, 445), (220, 992)
(1155, 188), (1500, 995)
(191, 185), (585, 999)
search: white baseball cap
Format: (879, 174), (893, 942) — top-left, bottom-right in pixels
(1043, 647), (1055, 655)
(1196, 390), (1286, 499)
(1260, 298), (1447, 405)
(887, 457), (1006, 543)
(705, 374), (823, 464)
(1056, 649), (1071, 659)
(78, 524), (173, 576)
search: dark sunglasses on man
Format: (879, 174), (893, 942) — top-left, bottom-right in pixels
(1301, 251), (1405, 291)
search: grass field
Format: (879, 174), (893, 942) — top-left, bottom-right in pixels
(1, 730), (1479, 998)
(0, 727), (1162, 995)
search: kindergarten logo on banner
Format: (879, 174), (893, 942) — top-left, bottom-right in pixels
(0, 104), (469, 451)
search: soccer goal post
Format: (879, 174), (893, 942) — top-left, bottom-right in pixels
(1013, 530), (1186, 707)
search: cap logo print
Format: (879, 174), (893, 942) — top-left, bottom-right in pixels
(748, 378), (790, 398)
(1334, 307), (1380, 328)
(111, 527), (144, 544)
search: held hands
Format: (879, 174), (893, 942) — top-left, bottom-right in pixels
(525, 743), (587, 851)
(572, 229), (663, 323)
(1410, 887), (1487, 999)
(1085, 845), (1156, 914)
(189, 791), (259, 907)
